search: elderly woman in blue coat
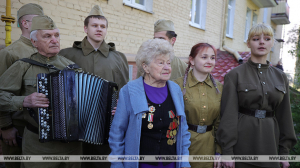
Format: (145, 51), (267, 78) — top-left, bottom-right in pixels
(109, 39), (191, 168)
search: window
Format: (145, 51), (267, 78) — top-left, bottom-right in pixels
(189, 0), (207, 29)
(123, 0), (153, 13)
(226, 0), (236, 38)
(252, 13), (258, 26)
(244, 8), (252, 42)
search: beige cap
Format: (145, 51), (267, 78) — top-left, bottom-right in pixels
(30, 15), (57, 32)
(17, 3), (44, 22)
(154, 19), (175, 33)
(88, 5), (104, 16)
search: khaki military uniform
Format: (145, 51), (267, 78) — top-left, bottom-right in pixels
(136, 56), (187, 81)
(0, 52), (82, 168)
(0, 36), (37, 168)
(59, 37), (129, 168)
(175, 70), (222, 168)
(216, 58), (297, 168)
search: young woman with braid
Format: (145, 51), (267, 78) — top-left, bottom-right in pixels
(175, 43), (222, 168)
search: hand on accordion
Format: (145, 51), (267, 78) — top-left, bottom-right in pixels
(23, 92), (49, 108)
(111, 99), (118, 116)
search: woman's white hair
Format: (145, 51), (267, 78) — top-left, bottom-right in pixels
(135, 39), (174, 77)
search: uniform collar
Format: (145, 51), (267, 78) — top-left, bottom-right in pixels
(247, 57), (270, 69)
(81, 37), (109, 57)
(20, 35), (34, 47)
(188, 70), (213, 88)
(33, 52), (58, 62)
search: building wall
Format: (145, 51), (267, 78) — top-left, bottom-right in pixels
(0, 0), (284, 65)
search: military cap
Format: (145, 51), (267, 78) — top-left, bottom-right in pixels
(17, 3), (44, 27)
(88, 5), (104, 16)
(154, 19), (175, 33)
(30, 15), (57, 32)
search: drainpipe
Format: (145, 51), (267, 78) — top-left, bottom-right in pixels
(1, 0), (15, 46)
(221, 0), (243, 64)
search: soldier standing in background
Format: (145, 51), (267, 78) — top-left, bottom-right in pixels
(59, 5), (129, 168)
(136, 19), (187, 80)
(0, 3), (43, 168)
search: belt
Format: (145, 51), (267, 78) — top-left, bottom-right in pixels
(188, 123), (212, 134)
(239, 107), (274, 119)
(26, 122), (39, 134)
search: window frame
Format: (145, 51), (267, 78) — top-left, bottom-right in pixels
(189, 0), (207, 30)
(226, 0), (236, 38)
(123, 0), (153, 14)
(244, 8), (252, 42)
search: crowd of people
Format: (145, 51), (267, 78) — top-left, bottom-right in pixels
(0, 3), (296, 168)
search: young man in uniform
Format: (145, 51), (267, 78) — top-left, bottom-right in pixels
(59, 5), (129, 168)
(0, 15), (82, 168)
(136, 19), (187, 80)
(0, 3), (43, 168)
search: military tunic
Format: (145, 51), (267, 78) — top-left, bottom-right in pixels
(0, 35), (37, 168)
(175, 70), (222, 168)
(0, 52), (82, 168)
(216, 58), (297, 167)
(136, 56), (187, 81)
(59, 37), (129, 168)
(59, 37), (129, 90)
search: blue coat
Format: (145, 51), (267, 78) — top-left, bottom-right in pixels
(109, 77), (191, 168)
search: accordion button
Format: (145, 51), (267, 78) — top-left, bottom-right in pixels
(46, 117), (49, 119)
(41, 120), (44, 123)
(45, 93), (48, 96)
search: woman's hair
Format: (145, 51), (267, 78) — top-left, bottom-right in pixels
(182, 43), (220, 95)
(135, 39), (174, 77)
(247, 23), (274, 43)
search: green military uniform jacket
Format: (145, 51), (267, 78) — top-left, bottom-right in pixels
(0, 52), (82, 156)
(216, 58), (297, 167)
(59, 37), (129, 90)
(175, 70), (222, 168)
(0, 36), (37, 128)
(136, 56), (187, 81)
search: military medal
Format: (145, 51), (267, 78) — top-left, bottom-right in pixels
(148, 123), (153, 129)
(147, 113), (154, 129)
(142, 113), (147, 118)
(167, 139), (173, 145)
(172, 129), (177, 136)
(149, 106), (155, 113)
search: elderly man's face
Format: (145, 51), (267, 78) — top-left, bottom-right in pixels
(33, 29), (60, 57)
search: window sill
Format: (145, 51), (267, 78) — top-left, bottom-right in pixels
(123, 3), (153, 14)
(226, 35), (234, 39)
(189, 23), (205, 31)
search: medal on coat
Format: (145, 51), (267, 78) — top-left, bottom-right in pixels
(149, 106), (155, 113)
(167, 139), (173, 145)
(142, 113), (147, 118)
(147, 113), (154, 129)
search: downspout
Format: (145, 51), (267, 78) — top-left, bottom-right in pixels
(222, 0), (243, 64)
(1, 0), (15, 46)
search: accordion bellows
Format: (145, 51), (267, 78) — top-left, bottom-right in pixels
(37, 69), (118, 145)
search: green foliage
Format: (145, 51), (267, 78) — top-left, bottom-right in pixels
(289, 87), (300, 168)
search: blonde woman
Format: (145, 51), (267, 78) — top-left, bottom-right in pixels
(175, 43), (222, 168)
(217, 23), (297, 168)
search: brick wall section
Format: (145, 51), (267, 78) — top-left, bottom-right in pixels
(0, 0), (282, 62)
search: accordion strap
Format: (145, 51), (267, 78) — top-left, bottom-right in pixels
(19, 58), (60, 70)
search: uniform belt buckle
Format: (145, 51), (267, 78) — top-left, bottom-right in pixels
(197, 125), (207, 133)
(255, 110), (266, 119)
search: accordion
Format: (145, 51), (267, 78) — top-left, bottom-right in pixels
(37, 69), (118, 145)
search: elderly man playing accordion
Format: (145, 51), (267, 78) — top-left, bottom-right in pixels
(0, 15), (81, 168)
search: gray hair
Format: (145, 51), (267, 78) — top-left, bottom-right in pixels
(30, 30), (38, 42)
(135, 39), (174, 77)
(30, 29), (60, 46)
